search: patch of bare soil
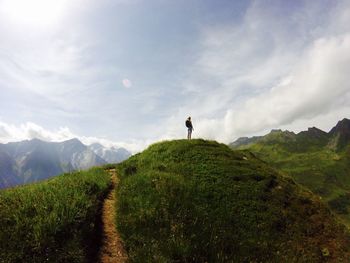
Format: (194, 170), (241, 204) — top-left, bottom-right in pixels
(99, 169), (128, 263)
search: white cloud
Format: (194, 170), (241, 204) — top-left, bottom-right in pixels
(165, 1), (350, 143)
(0, 122), (71, 142)
(221, 33), (350, 141)
(1, 0), (350, 148)
(0, 121), (146, 153)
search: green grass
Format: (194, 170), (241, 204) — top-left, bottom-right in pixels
(234, 140), (350, 227)
(0, 167), (111, 263)
(116, 139), (350, 262)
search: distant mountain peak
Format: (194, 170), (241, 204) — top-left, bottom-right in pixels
(268, 129), (296, 136)
(328, 118), (350, 150)
(25, 138), (48, 145)
(270, 129), (283, 133)
(230, 118), (350, 152)
(308, 127), (323, 132)
(0, 138), (108, 189)
(299, 127), (328, 137)
(88, 143), (131, 163)
(330, 118), (350, 134)
(59, 138), (86, 155)
(63, 138), (83, 144)
(89, 142), (104, 151)
(230, 135), (262, 148)
(90, 142), (103, 147)
(340, 117), (350, 123)
(233, 137), (250, 143)
(29, 138), (43, 142)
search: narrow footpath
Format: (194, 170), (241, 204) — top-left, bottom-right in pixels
(99, 169), (128, 263)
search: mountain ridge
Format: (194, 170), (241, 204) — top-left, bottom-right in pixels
(230, 118), (350, 226)
(88, 142), (131, 163)
(0, 138), (131, 189)
(231, 118), (350, 152)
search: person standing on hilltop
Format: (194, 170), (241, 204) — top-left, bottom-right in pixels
(186, 117), (194, 140)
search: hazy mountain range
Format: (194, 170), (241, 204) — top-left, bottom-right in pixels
(230, 118), (350, 226)
(0, 138), (131, 189)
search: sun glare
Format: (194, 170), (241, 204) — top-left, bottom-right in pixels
(1, 0), (68, 28)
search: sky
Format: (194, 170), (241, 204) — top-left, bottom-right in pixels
(1, 0), (350, 152)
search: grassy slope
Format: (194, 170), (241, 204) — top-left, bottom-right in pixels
(116, 139), (350, 262)
(234, 132), (350, 225)
(0, 167), (111, 263)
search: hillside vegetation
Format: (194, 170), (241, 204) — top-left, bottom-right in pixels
(0, 167), (111, 263)
(116, 139), (350, 262)
(230, 119), (350, 226)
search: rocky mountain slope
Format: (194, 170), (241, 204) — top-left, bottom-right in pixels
(0, 138), (131, 189)
(88, 143), (131, 163)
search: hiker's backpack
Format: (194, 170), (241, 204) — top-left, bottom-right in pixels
(185, 120), (191, 128)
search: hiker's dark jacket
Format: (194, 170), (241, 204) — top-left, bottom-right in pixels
(186, 120), (193, 129)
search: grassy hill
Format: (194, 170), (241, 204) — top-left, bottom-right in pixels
(230, 119), (350, 226)
(116, 139), (350, 262)
(0, 167), (111, 263)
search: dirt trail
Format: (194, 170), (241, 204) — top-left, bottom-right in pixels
(99, 169), (128, 263)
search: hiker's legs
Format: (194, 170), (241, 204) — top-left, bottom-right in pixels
(188, 128), (192, 140)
